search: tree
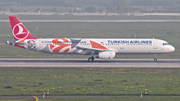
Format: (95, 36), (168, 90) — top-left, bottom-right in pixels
(113, 0), (129, 11)
(85, 6), (97, 13)
(51, 7), (58, 12)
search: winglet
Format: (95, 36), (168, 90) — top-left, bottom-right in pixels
(9, 16), (37, 40)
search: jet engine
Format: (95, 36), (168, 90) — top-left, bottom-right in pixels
(97, 51), (116, 59)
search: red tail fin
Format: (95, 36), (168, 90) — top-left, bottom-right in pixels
(9, 16), (37, 40)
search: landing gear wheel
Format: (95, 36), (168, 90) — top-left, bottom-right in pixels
(153, 54), (157, 62)
(88, 57), (94, 62)
(154, 58), (157, 62)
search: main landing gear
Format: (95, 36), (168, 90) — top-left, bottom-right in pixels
(88, 56), (94, 62)
(154, 54), (157, 62)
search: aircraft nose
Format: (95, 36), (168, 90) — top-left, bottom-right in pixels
(170, 45), (175, 52)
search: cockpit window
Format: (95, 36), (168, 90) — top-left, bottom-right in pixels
(162, 43), (169, 46)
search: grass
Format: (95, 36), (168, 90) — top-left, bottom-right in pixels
(0, 68), (180, 95)
(0, 21), (179, 58)
(1, 97), (180, 101)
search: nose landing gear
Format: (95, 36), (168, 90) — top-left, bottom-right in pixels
(154, 54), (157, 62)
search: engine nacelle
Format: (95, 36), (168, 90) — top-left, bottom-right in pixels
(98, 51), (116, 59)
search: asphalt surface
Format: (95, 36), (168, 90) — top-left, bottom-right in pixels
(0, 58), (179, 68)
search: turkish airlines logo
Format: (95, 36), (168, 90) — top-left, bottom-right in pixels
(12, 23), (29, 39)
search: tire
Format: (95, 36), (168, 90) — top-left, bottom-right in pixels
(92, 57), (94, 61)
(88, 57), (94, 62)
(154, 58), (157, 62)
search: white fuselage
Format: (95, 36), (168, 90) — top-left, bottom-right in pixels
(7, 38), (175, 61)
(15, 38), (174, 54)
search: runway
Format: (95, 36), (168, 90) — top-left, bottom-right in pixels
(0, 58), (179, 68)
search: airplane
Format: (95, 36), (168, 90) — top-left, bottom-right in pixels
(6, 16), (175, 62)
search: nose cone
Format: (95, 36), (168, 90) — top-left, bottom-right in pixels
(170, 45), (175, 52)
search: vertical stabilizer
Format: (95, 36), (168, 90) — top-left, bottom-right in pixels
(9, 16), (37, 40)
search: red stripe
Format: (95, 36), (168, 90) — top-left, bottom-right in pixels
(89, 40), (107, 50)
(14, 43), (25, 49)
(64, 48), (69, 52)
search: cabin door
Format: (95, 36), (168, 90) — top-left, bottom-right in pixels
(153, 40), (158, 49)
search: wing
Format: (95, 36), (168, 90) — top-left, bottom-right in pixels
(76, 46), (109, 52)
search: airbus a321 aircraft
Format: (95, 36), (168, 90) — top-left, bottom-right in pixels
(6, 16), (175, 62)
